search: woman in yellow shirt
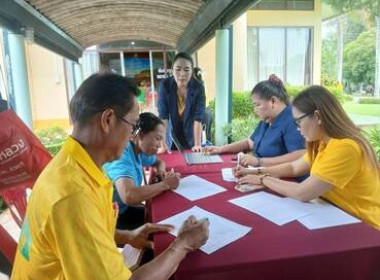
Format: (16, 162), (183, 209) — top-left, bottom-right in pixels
(236, 85), (380, 229)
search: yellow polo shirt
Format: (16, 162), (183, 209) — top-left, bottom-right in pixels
(305, 138), (380, 229)
(11, 137), (131, 280)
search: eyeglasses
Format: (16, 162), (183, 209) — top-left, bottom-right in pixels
(115, 113), (141, 137)
(293, 112), (314, 128)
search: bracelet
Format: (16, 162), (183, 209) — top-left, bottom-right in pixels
(259, 174), (271, 186)
(256, 157), (263, 167)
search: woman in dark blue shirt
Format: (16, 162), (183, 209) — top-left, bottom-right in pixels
(158, 52), (206, 152)
(207, 74), (305, 167)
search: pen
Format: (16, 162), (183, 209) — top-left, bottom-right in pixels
(197, 217), (209, 224)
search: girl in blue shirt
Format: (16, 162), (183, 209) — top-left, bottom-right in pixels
(104, 112), (180, 229)
(207, 74), (305, 167)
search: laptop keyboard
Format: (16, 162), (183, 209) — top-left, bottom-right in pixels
(185, 153), (223, 164)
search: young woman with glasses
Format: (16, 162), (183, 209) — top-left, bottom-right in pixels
(236, 85), (380, 229)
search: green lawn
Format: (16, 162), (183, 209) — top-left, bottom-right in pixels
(343, 102), (380, 117)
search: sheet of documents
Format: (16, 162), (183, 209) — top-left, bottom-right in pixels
(173, 175), (226, 201)
(221, 168), (237, 182)
(294, 198), (361, 230)
(229, 192), (361, 229)
(229, 191), (308, 225)
(158, 206), (252, 254)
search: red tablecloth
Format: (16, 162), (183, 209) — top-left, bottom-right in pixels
(151, 156), (380, 280)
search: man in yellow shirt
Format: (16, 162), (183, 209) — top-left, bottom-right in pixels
(11, 73), (209, 280)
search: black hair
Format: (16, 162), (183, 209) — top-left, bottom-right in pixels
(251, 74), (289, 105)
(70, 73), (138, 125)
(139, 112), (164, 134)
(173, 52), (194, 69)
(193, 67), (203, 82)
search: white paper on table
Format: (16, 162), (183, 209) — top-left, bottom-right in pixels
(229, 192), (309, 225)
(158, 206), (252, 254)
(221, 168), (237, 182)
(294, 198), (361, 230)
(173, 175), (226, 201)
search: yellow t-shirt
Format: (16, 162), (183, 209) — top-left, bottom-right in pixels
(305, 138), (380, 229)
(11, 137), (131, 280)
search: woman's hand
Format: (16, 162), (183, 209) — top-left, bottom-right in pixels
(203, 146), (222, 154)
(238, 174), (261, 186)
(162, 170), (181, 190)
(232, 165), (254, 178)
(191, 145), (203, 153)
(240, 154), (259, 167)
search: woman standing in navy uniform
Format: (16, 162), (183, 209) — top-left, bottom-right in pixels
(158, 52), (205, 152)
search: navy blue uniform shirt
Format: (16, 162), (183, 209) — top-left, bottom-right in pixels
(158, 76), (205, 149)
(250, 105), (305, 157)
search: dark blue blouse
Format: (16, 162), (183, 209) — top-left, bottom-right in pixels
(250, 106), (305, 157)
(158, 76), (205, 149)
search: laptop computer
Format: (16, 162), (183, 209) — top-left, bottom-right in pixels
(170, 132), (223, 165)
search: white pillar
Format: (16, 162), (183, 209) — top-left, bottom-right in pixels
(215, 29), (231, 146)
(8, 32), (33, 128)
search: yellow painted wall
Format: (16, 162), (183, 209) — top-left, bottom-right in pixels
(24, 43), (71, 130)
(197, 38), (216, 104)
(197, 0), (322, 100)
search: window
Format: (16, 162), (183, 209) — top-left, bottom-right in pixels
(247, 27), (313, 88)
(251, 0), (314, 11)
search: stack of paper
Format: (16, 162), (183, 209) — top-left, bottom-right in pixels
(221, 168), (237, 182)
(158, 206), (252, 254)
(173, 175), (226, 201)
(229, 192), (360, 229)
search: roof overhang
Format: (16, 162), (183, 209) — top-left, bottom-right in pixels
(0, 0), (83, 62)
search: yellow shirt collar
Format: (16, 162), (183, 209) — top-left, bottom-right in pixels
(63, 136), (111, 188)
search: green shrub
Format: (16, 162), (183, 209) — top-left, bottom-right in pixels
(223, 115), (259, 143)
(35, 126), (68, 156)
(209, 91), (253, 120)
(285, 85), (306, 101)
(368, 127), (380, 161)
(358, 97), (380, 104)
(345, 94), (354, 102)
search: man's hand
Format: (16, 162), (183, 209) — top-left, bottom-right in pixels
(129, 223), (174, 249)
(171, 216), (209, 253)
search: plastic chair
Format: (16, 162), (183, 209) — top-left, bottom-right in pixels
(0, 224), (17, 264)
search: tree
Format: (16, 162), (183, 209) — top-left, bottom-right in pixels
(323, 0), (380, 97)
(343, 29), (376, 87)
(322, 36), (338, 81)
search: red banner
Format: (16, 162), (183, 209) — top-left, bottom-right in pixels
(0, 109), (51, 191)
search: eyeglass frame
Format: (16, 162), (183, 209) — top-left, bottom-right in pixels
(114, 113), (141, 137)
(293, 112), (314, 128)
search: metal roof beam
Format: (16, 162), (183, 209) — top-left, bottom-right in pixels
(0, 0), (83, 61)
(177, 0), (261, 53)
